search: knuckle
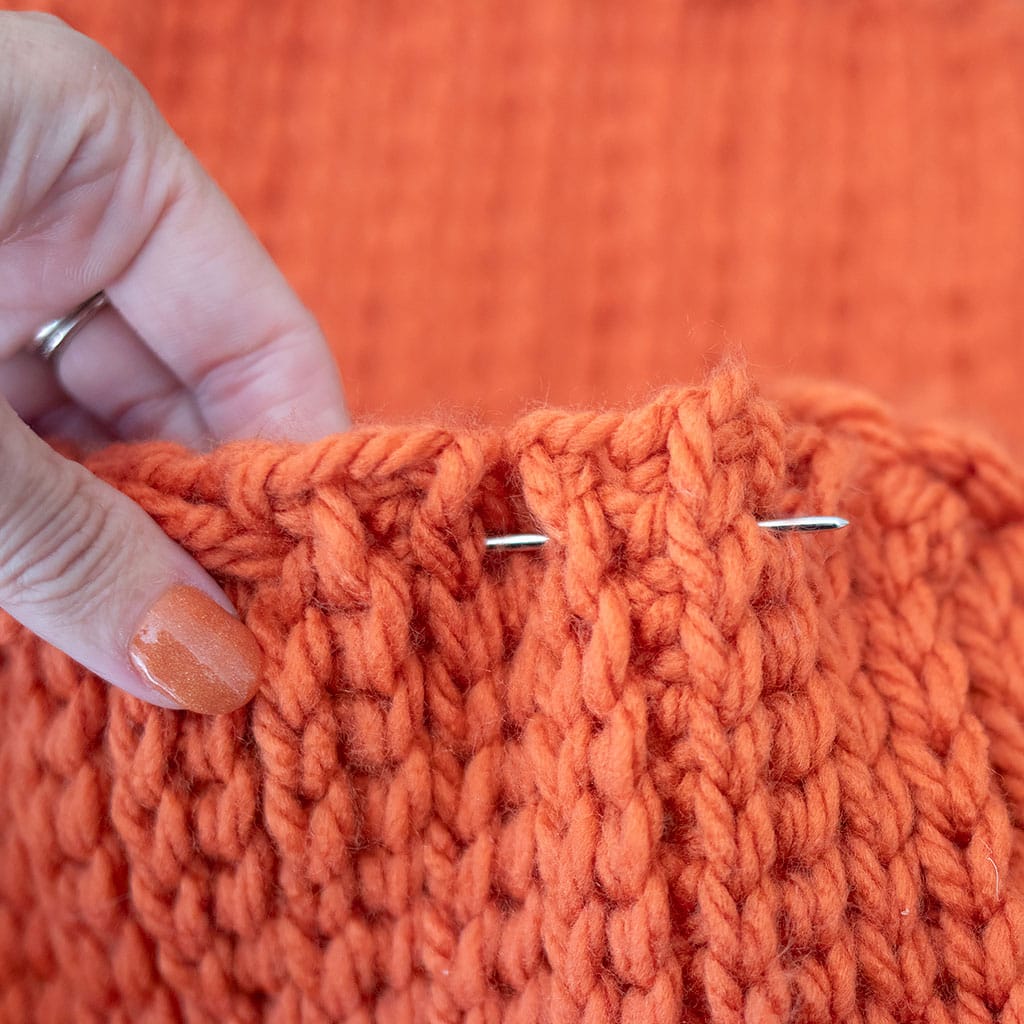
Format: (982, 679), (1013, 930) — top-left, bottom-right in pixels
(0, 466), (125, 621)
(193, 325), (318, 410)
(23, 13), (144, 123)
(4, 11), (104, 73)
(0, 11), (142, 154)
(63, 35), (135, 118)
(110, 383), (186, 441)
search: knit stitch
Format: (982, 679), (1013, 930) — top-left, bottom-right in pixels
(2, 364), (1023, 1023)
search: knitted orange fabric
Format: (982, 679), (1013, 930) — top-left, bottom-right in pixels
(8, 0), (1024, 450)
(3, 364), (1024, 1023)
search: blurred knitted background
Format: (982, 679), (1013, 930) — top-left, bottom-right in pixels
(8, 0), (1024, 449)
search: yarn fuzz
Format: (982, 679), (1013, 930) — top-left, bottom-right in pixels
(2, 364), (1024, 1024)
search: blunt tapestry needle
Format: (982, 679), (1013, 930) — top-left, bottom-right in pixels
(483, 533), (551, 551)
(755, 516), (849, 533)
(483, 516), (848, 551)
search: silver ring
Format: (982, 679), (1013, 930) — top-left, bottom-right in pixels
(31, 292), (110, 361)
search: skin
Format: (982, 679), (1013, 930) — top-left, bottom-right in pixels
(0, 12), (350, 709)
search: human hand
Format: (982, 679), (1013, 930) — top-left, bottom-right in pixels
(0, 13), (350, 713)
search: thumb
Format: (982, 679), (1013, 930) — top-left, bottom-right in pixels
(0, 400), (261, 713)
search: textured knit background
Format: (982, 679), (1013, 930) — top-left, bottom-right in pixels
(5, 1), (1024, 1022)
(5, 365), (1024, 1022)
(6, 0), (1024, 451)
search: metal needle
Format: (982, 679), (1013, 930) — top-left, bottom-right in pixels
(484, 516), (848, 551)
(755, 516), (849, 533)
(483, 533), (551, 551)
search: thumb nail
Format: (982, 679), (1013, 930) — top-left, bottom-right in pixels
(128, 585), (262, 714)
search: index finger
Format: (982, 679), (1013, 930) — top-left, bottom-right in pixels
(0, 13), (350, 443)
(109, 145), (351, 442)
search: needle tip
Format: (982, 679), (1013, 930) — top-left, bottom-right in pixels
(757, 515), (849, 533)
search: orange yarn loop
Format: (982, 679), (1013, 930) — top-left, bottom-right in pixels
(2, 365), (1024, 1023)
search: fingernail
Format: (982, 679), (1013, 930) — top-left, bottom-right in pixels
(128, 585), (262, 714)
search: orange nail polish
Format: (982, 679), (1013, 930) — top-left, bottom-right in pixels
(128, 585), (262, 714)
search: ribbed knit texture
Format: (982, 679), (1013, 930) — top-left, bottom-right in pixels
(7, 0), (1024, 449)
(3, 365), (1024, 1022)
(4, 2), (1024, 1020)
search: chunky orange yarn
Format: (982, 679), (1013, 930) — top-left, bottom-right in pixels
(2, 364), (1024, 1023)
